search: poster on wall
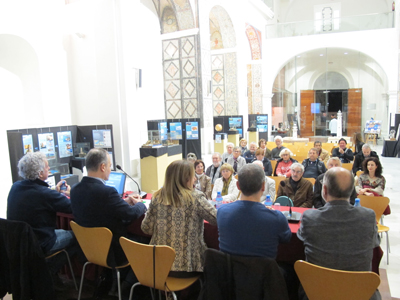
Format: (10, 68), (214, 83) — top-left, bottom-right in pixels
(158, 122), (168, 140)
(93, 129), (112, 148)
(169, 122), (183, 140)
(22, 134), (33, 154)
(186, 122), (199, 140)
(38, 133), (55, 159)
(57, 131), (73, 158)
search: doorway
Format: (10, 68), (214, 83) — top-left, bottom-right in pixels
(315, 89), (348, 136)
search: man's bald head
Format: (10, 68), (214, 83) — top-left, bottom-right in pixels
(322, 167), (354, 201)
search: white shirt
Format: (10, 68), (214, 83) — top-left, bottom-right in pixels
(329, 118), (338, 134)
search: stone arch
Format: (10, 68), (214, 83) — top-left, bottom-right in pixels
(245, 23), (262, 60)
(209, 5), (236, 50)
(209, 5), (238, 116)
(155, 0), (195, 34)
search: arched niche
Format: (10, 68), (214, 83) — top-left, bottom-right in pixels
(209, 5), (236, 50)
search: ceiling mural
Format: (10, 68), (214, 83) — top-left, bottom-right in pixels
(209, 5), (236, 50)
(153, 0), (195, 34)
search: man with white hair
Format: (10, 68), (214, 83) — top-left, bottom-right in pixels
(244, 142), (258, 163)
(352, 144), (379, 175)
(271, 136), (286, 160)
(252, 160), (275, 201)
(222, 142), (234, 163)
(227, 146), (246, 174)
(313, 157), (357, 208)
(277, 163), (313, 208)
(205, 152), (223, 184)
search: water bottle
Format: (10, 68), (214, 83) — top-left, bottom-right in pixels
(216, 191), (223, 209)
(264, 195), (273, 207)
(354, 198), (361, 207)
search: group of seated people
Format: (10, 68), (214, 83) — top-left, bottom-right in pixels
(187, 135), (386, 209)
(5, 139), (383, 299)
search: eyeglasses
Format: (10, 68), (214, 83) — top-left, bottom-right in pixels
(234, 151), (241, 153)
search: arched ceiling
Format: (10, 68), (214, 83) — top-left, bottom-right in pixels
(209, 5), (236, 50)
(153, 0), (195, 34)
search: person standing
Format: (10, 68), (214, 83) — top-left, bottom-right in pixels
(329, 114), (337, 136)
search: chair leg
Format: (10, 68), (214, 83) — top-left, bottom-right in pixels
(77, 261), (91, 300)
(172, 291), (177, 300)
(128, 282), (142, 300)
(115, 269), (121, 300)
(386, 232), (390, 265)
(62, 249), (78, 290)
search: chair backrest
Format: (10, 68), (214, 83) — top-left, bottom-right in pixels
(356, 170), (363, 177)
(274, 196), (293, 207)
(70, 221), (112, 267)
(234, 174), (238, 180)
(270, 160), (277, 173)
(341, 163), (353, 171)
(321, 143), (334, 153)
(358, 196), (390, 223)
(304, 177), (315, 186)
(119, 237), (175, 291)
(267, 176), (286, 194)
(294, 260), (380, 300)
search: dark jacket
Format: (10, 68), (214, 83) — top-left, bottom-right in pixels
(7, 179), (72, 253)
(313, 173), (357, 208)
(0, 218), (55, 300)
(302, 158), (327, 179)
(273, 157), (298, 176)
(277, 177), (313, 208)
(244, 150), (256, 164)
(332, 147), (354, 163)
(70, 176), (147, 266)
(251, 157), (273, 176)
(354, 142), (365, 156)
(199, 248), (289, 300)
(352, 151), (379, 175)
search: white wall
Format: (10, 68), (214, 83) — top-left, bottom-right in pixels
(0, 0), (71, 218)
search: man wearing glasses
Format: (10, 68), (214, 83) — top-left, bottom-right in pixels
(227, 146), (246, 174)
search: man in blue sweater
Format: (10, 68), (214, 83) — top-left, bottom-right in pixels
(217, 164), (291, 258)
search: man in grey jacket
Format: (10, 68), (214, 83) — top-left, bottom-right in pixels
(297, 167), (381, 300)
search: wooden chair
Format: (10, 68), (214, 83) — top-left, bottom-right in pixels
(304, 178), (315, 186)
(358, 196), (390, 264)
(267, 176), (286, 196)
(70, 221), (130, 300)
(270, 160), (277, 173)
(119, 237), (200, 300)
(46, 249), (78, 290)
(321, 143), (334, 153)
(341, 163), (353, 172)
(355, 170), (363, 177)
(294, 260), (380, 300)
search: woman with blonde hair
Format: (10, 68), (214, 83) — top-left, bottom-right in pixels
(142, 160), (217, 277)
(211, 163), (240, 202)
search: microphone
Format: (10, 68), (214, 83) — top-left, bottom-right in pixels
(116, 165), (147, 199)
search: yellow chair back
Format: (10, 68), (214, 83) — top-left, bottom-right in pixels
(70, 221), (112, 267)
(294, 260), (380, 300)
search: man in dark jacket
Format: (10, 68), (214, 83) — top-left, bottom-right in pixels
(70, 148), (147, 266)
(352, 144), (379, 175)
(302, 148), (327, 179)
(331, 138), (354, 163)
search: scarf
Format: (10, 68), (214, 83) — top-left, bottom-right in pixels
(222, 175), (232, 196)
(195, 173), (204, 190)
(209, 164), (221, 184)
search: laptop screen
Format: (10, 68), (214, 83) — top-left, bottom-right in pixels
(105, 172), (126, 196)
